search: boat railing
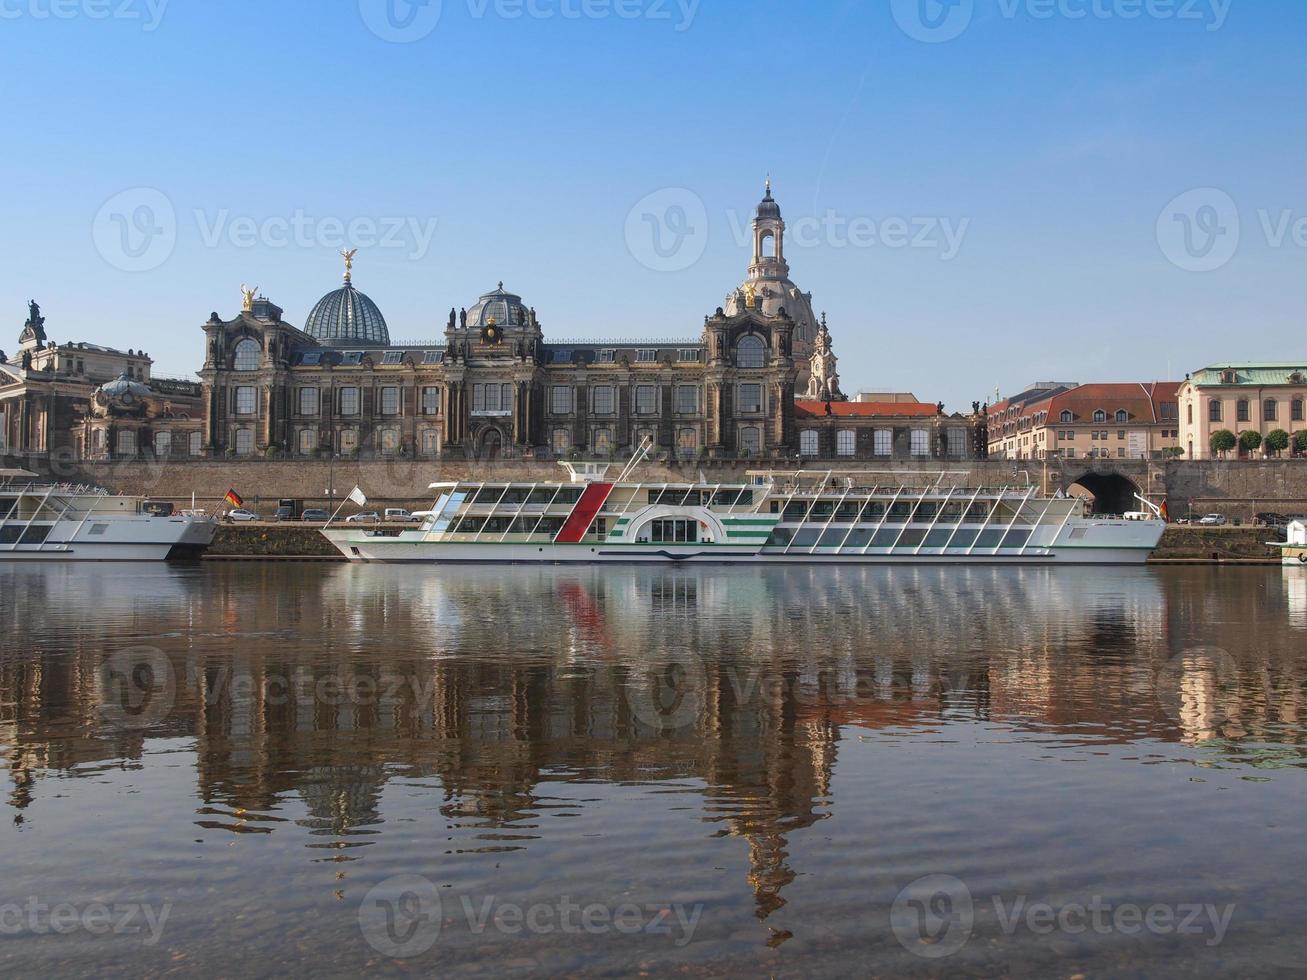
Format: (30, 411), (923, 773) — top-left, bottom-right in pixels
(0, 481), (111, 498)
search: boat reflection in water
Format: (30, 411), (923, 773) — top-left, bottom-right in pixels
(2, 563), (1307, 974)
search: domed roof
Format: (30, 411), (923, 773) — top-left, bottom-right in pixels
(97, 374), (152, 402)
(756, 180), (782, 220)
(304, 280), (389, 346)
(466, 283), (528, 329)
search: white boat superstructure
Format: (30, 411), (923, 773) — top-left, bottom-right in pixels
(0, 469), (217, 561)
(322, 463), (1166, 566)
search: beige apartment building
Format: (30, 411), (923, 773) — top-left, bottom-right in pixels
(1177, 363), (1307, 459)
(988, 382), (1181, 461)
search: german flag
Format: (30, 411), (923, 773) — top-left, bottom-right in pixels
(1160, 499), (1170, 522)
(224, 489), (244, 508)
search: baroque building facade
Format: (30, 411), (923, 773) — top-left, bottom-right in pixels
(2, 185), (985, 466)
(0, 301), (204, 463)
(198, 186), (984, 464)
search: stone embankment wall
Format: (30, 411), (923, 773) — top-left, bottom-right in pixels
(63, 458), (1031, 510)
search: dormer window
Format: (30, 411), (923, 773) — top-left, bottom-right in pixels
(1060, 410), (1073, 423)
(1221, 370), (1237, 384)
(637, 349), (658, 363)
(1115, 410), (1129, 423)
(1093, 410), (1107, 424)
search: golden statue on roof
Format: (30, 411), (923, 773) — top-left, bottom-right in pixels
(241, 284), (258, 312)
(340, 248), (358, 283)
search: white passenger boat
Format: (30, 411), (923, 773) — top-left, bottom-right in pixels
(322, 458), (1166, 566)
(1279, 521), (1307, 567)
(0, 469), (217, 561)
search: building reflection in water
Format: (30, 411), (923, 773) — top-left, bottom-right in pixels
(2, 563), (1306, 919)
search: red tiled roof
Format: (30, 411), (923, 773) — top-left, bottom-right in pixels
(1041, 382), (1180, 424)
(794, 399), (940, 419)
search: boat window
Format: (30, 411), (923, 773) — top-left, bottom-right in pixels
(975, 529), (1006, 549)
(791, 528), (821, 548)
(965, 502), (992, 521)
(472, 486), (507, 504)
(782, 502), (809, 522)
(89, 524), (109, 536)
(897, 529), (927, 548)
(712, 488), (746, 507)
(924, 529), (954, 548)
(860, 502), (886, 522)
(913, 502), (938, 521)
(810, 501), (834, 519)
(940, 503), (965, 523)
(0, 500), (14, 520)
(835, 502), (861, 522)
(888, 502), (913, 522)
(649, 519), (699, 544)
(764, 527), (793, 547)
(818, 529), (847, 548)
(948, 529), (979, 549)
(871, 528), (902, 547)
(1001, 529), (1032, 549)
(843, 528), (875, 549)
(0, 525), (50, 545)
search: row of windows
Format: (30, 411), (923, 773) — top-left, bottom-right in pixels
(549, 427), (705, 458)
(798, 429), (965, 457)
(1203, 398), (1306, 423)
(91, 430), (204, 457)
(550, 385), (708, 416)
(229, 386), (447, 418)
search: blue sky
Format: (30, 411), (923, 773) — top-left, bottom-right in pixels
(2, 0), (1304, 408)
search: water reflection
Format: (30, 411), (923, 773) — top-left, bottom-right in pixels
(2, 564), (1307, 973)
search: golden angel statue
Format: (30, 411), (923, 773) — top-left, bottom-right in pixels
(340, 248), (358, 283)
(241, 284), (258, 312)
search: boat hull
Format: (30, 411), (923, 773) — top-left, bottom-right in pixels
(0, 515), (218, 562)
(322, 535), (1160, 566)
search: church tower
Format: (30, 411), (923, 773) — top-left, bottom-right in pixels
(724, 181), (822, 393)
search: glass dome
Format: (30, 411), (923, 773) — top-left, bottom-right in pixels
(304, 283), (390, 346)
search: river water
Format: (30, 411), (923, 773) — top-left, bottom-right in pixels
(1, 563), (1306, 977)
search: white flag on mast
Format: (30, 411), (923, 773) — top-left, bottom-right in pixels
(348, 486), (367, 507)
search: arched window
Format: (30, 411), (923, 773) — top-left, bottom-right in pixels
(799, 430), (819, 456)
(837, 430), (856, 457)
(1209, 400), (1222, 422)
(1093, 410), (1107, 424)
(735, 335), (767, 369)
(1115, 410), (1129, 423)
(233, 339), (261, 372)
(1294, 399), (1305, 422)
(760, 232), (776, 258)
(1187, 404), (1194, 424)
(1060, 411), (1073, 423)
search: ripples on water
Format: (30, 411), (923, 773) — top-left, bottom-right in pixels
(1, 564), (1306, 977)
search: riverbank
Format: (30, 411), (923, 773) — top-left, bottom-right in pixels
(202, 524), (1286, 563)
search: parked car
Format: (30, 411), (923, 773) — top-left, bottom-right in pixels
(384, 508), (421, 523)
(272, 506), (296, 522)
(345, 512), (380, 524)
(1198, 514), (1228, 526)
(301, 509), (331, 523)
(1255, 512), (1289, 528)
(225, 508), (260, 523)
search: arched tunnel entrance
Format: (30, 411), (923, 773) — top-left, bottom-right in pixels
(1067, 472), (1141, 516)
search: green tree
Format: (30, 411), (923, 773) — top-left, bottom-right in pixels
(1265, 429), (1291, 457)
(1209, 429), (1237, 458)
(1295, 430), (1307, 455)
(1239, 429), (1263, 455)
